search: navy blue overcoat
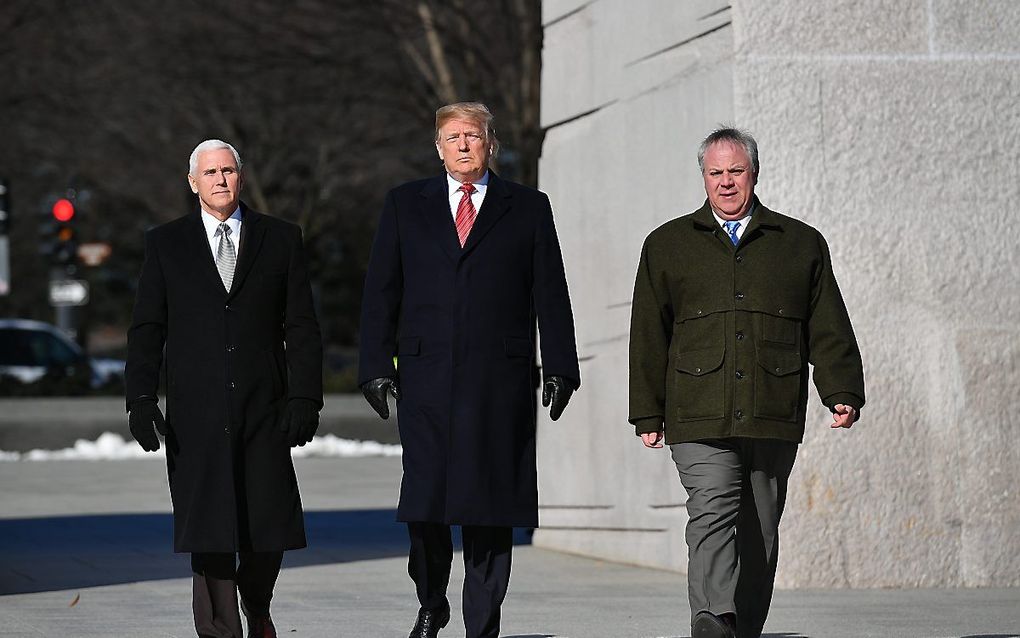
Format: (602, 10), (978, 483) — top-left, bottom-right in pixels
(359, 173), (580, 527)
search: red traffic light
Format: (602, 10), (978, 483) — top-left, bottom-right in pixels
(52, 198), (75, 222)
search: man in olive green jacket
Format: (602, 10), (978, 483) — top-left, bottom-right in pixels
(628, 128), (864, 638)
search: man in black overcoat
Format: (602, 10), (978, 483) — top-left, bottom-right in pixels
(359, 102), (581, 638)
(126, 139), (323, 638)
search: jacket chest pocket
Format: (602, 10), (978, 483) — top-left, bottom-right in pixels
(754, 345), (802, 422)
(673, 346), (725, 422)
(761, 313), (800, 346)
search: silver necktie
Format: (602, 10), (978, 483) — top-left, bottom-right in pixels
(214, 223), (236, 292)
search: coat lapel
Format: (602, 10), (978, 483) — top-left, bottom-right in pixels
(185, 210), (229, 296)
(418, 176), (462, 263)
(461, 172), (512, 255)
(227, 204), (267, 300)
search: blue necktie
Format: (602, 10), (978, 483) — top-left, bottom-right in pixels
(723, 220), (740, 246)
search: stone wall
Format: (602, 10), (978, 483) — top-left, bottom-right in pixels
(536, 0), (1020, 587)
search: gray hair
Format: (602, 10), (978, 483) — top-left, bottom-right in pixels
(697, 127), (759, 175)
(188, 139), (242, 175)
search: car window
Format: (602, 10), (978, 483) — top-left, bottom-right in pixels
(0, 328), (80, 367)
(0, 329), (37, 365)
(41, 332), (80, 366)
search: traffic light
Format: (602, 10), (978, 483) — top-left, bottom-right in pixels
(0, 179), (9, 236)
(51, 197), (78, 266)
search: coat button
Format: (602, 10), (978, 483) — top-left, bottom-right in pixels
(735, 410), (744, 420)
(229, 382), (236, 389)
(697, 309), (703, 315)
(224, 303), (231, 311)
(736, 331), (745, 340)
(736, 255), (744, 263)
(735, 293), (744, 300)
(775, 367), (782, 374)
(735, 370), (745, 379)
(224, 426), (230, 433)
(778, 308), (784, 315)
(226, 345), (235, 352)
(694, 367), (702, 373)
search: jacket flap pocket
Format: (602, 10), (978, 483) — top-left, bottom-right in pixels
(757, 346), (802, 376)
(504, 337), (533, 358)
(675, 347), (724, 376)
(397, 337), (421, 356)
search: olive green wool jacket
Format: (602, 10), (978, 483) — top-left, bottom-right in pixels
(628, 199), (865, 444)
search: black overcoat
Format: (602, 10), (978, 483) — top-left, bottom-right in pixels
(126, 204), (322, 553)
(359, 173), (580, 528)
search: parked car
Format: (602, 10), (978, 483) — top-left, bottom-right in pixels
(0, 319), (126, 394)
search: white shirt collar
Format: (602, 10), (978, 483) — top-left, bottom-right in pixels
(446, 170), (490, 195)
(200, 207), (242, 254)
(711, 201), (755, 228)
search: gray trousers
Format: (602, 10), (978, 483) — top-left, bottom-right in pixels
(671, 438), (798, 638)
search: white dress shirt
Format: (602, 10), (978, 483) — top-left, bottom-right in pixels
(200, 207), (242, 258)
(446, 171), (489, 220)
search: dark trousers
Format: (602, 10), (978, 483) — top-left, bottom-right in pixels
(671, 438), (798, 638)
(191, 551), (283, 638)
(408, 522), (513, 638)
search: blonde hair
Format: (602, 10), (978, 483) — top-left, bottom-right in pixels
(434, 102), (500, 156)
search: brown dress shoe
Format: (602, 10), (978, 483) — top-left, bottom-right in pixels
(246, 615), (277, 638)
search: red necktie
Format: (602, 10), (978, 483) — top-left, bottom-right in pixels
(455, 183), (477, 247)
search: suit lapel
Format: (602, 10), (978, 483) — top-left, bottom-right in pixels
(227, 204), (266, 300)
(461, 172), (512, 255)
(185, 210), (229, 296)
(418, 176), (462, 263)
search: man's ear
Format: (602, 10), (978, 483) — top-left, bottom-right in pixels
(187, 174), (198, 194)
(436, 142), (444, 161)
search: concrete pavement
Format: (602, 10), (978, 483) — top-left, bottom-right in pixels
(0, 455), (1018, 636)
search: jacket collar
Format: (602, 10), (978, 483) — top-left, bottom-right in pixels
(691, 196), (783, 232)
(418, 171), (513, 262)
(186, 201), (266, 298)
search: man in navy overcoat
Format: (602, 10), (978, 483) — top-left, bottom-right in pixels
(359, 102), (580, 638)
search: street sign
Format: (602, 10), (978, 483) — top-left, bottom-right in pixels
(49, 279), (89, 306)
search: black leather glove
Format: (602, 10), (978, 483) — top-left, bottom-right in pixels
(542, 376), (575, 421)
(128, 399), (167, 452)
(362, 377), (400, 419)
(280, 398), (320, 447)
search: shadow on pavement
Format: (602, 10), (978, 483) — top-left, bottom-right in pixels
(0, 509), (532, 595)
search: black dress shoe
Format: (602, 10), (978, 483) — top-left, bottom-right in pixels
(692, 611), (736, 638)
(246, 614), (277, 638)
(408, 604), (451, 638)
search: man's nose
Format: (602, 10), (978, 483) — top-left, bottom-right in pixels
(216, 170), (228, 185)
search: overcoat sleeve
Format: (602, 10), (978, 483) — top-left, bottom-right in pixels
(284, 225), (324, 407)
(628, 236), (674, 434)
(533, 194), (580, 388)
(807, 233), (866, 415)
(125, 229), (168, 409)
(358, 190), (403, 385)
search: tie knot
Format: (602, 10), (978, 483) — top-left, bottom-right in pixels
(459, 183), (476, 195)
(723, 221), (740, 233)
(216, 222), (232, 237)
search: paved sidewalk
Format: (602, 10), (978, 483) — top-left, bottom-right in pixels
(1, 457), (1018, 637)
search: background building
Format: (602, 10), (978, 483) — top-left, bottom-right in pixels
(536, 0), (1020, 587)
